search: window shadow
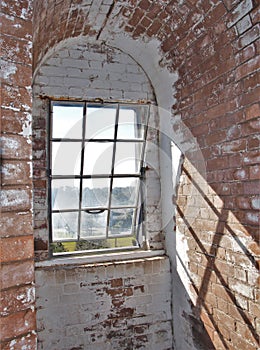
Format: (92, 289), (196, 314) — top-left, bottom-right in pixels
(175, 166), (259, 348)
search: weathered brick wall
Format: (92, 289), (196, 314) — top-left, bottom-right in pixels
(31, 1), (259, 349)
(0, 1), (36, 349)
(172, 2), (260, 349)
(35, 256), (172, 350)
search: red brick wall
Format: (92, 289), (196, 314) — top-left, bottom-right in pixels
(31, 1), (259, 349)
(1, 1), (36, 349)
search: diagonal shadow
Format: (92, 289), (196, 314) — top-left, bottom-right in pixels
(176, 160), (259, 347)
(176, 249), (227, 350)
(183, 167), (258, 270)
(177, 204), (259, 346)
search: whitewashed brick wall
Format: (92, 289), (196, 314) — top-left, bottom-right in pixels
(33, 41), (163, 259)
(33, 40), (170, 349)
(36, 256), (172, 350)
(34, 42), (154, 101)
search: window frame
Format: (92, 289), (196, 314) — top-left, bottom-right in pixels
(47, 99), (150, 256)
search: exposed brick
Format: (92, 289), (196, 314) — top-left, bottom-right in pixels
(0, 309), (36, 342)
(1, 134), (32, 160)
(1, 0), (33, 19)
(0, 260), (34, 290)
(245, 103), (260, 120)
(236, 56), (260, 81)
(0, 236), (34, 263)
(249, 164), (260, 179)
(1, 160), (31, 185)
(1, 333), (37, 350)
(0, 212), (33, 238)
(0, 285), (35, 316)
(1, 108), (32, 135)
(1, 60), (32, 87)
(1, 84), (32, 112)
(3, 1), (259, 350)
(139, 0), (151, 11)
(250, 5), (260, 25)
(1, 187), (32, 212)
(128, 8), (144, 27)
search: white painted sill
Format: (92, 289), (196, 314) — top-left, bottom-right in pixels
(35, 249), (166, 268)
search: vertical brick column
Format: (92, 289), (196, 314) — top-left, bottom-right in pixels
(0, 1), (36, 349)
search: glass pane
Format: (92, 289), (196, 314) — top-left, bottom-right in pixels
(80, 210), (107, 238)
(52, 212), (78, 241)
(107, 236), (138, 248)
(117, 107), (141, 139)
(83, 142), (113, 175)
(109, 208), (134, 236)
(52, 104), (83, 139)
(82, 178), (110, 208)
(114, 142), (143, 174)
(85, 106), (116, 139)
(111, 177), (139, 207)
(52, 142), (81, 175)
(52, 179), (80, 210)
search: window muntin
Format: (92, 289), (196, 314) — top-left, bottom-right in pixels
(49, 101), (149, 255)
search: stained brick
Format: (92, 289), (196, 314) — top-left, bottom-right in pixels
(0, 211), (33, 238)
(1, 160), (31, 185)
(1, 187), (31, 212)
(0, 13), (32, 40)
(0, 309), (36, 342)
(1, 134), (32, 160)
(0, 236), (34, 263)
(2, 1), (259, 350)
(1, 333), (37, 350)
(0, 285), (35, 316)
(0, 260), (34, 290)
(1, 0), (32, 18)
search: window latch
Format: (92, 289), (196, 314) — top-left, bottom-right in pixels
(84, 209), (105, 214)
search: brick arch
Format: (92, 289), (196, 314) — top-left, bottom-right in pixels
(33, 0), (232, 73)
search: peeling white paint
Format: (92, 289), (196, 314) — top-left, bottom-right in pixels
(0, 59), (17, 79)
(21, 8), (29, 20)
(2, 135), (19, 151)
(9, 339), (17, 350)
(21, 121), (32, 137)
(251, 198), (260, 210)
(26, 41), (33, 59)
(17, 293), (26, 301)
(1, 189), (29, 208)
(2, 163), (21, 177)
(246, 212), (259, 224)
(1, 105), (20, 112)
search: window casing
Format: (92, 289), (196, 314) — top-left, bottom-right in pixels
(48, 100), (150, 255)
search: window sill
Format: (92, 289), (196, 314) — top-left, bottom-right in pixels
(35, 249), (166, 268)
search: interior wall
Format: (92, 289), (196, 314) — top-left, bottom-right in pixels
(36, 255), (172, 350)
(33, 39), (173, 349)
(1, 1), (258, 350)
(0, 1), (36, 349)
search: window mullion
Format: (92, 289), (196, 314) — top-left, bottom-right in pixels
(106, 103), (120, 238)
(137, 105), (151, 246)
(77, 102), (87, 241)
(48, 100), (53, 257)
